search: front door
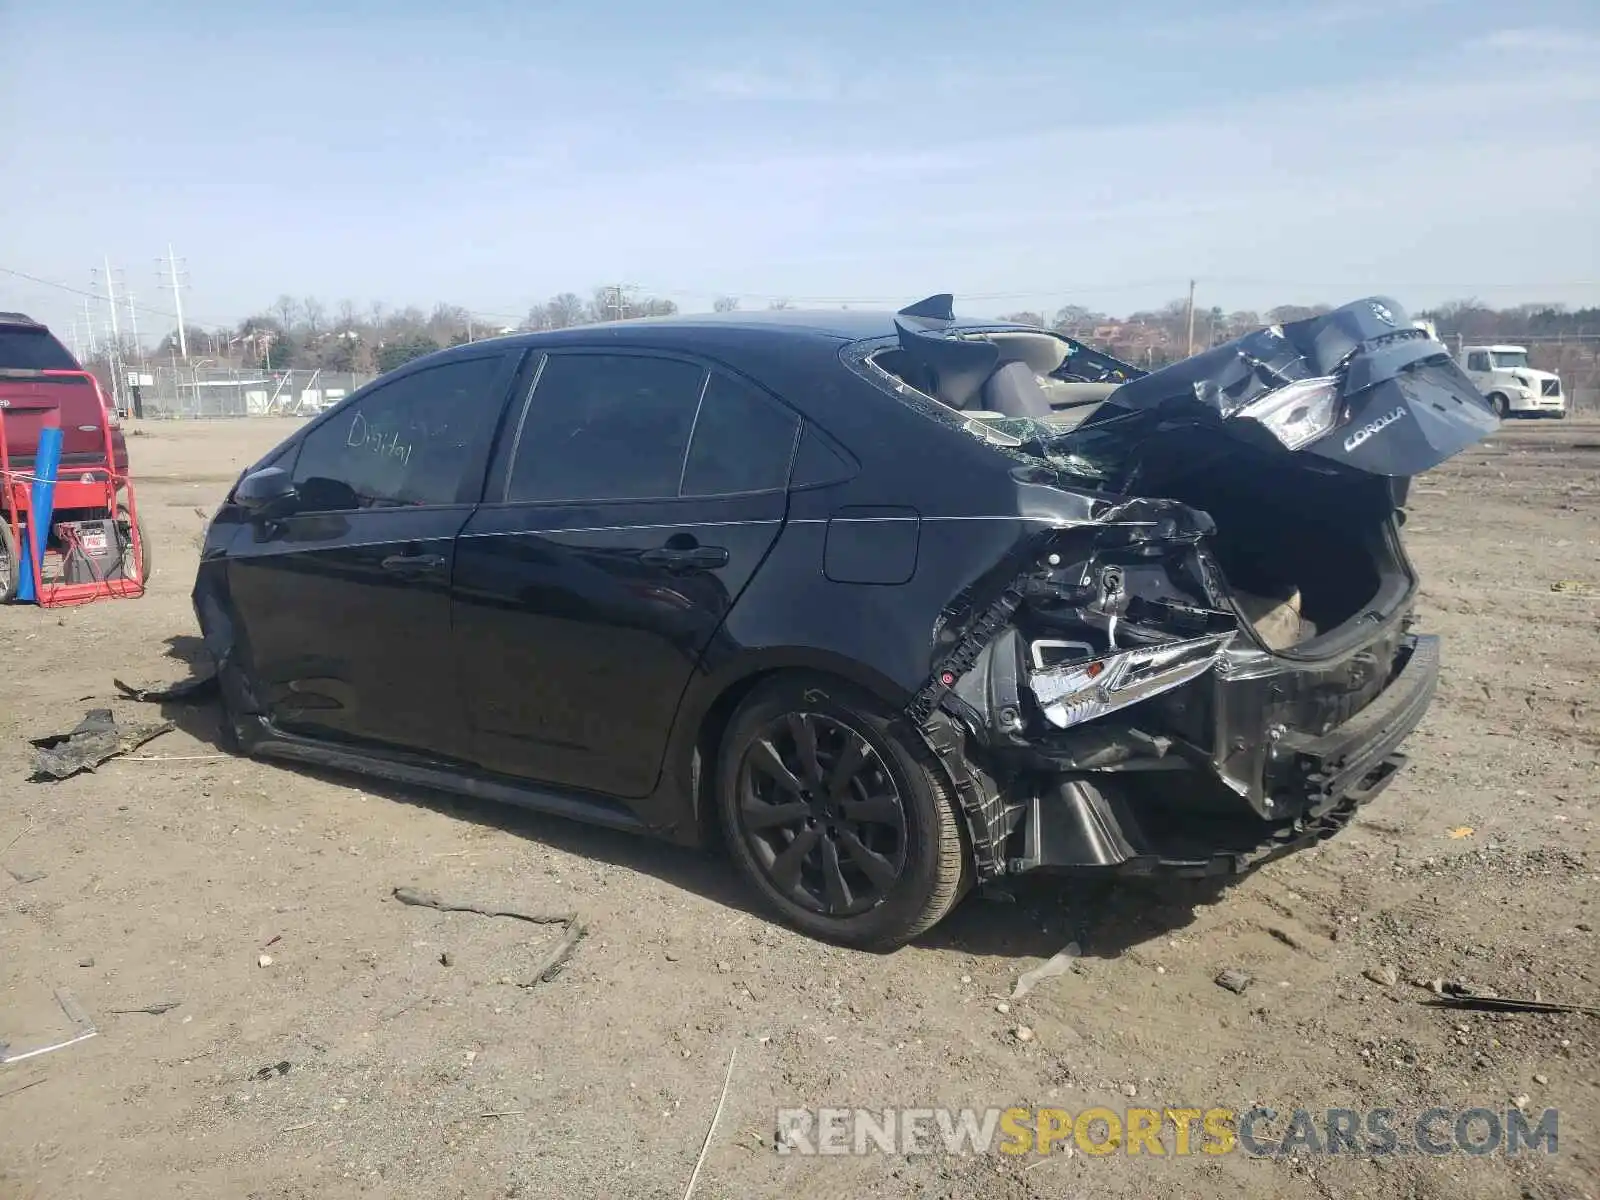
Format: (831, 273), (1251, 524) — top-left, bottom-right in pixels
(224, 350), (519, 758)
(453, 351), (801, 800)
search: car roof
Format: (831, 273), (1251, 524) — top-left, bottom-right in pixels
(463, 308), (1033, 353)
(0, 312), (47, 329)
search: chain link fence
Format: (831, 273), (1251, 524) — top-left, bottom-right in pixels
(126, 366), (373, 419)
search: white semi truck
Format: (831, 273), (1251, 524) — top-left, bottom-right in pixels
(1460, 344), (1566, 419)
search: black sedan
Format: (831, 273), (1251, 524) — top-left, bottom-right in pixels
(194, 295), (1496, 948)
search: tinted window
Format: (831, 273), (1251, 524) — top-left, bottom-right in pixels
(292, 355), (505, 508)
(681, 374), (798, 496)
(1466, 352), (1490, 371)
(0, 327), (79, 370)
(791, 424), (856, 488)
(507, 354), (705, 503)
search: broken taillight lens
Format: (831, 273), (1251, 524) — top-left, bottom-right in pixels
(1028, 633), (1234, 730)
(1234, 375), (1340, 451)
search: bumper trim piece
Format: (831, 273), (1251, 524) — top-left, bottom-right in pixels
(1276, 634), (1438, 810)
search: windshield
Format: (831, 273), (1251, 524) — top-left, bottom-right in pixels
(1490, 350), (1529, 370)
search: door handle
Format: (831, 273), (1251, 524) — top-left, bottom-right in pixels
(639, 545), (729, 571)
(381, 553), (447, 575)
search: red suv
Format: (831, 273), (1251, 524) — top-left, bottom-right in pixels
(0, 312), (143, 592)
(0, 312), (130, 481)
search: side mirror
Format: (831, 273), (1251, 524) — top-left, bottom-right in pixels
(234, 466), (298, 515)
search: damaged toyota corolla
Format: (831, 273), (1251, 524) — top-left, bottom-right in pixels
(193, 294), (1497, 948)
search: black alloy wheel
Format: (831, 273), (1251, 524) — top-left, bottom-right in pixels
(736, 711), (908, 917)
(716, 673), (970, 950)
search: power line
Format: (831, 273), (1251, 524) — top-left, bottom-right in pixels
(0, 263), (228, 329)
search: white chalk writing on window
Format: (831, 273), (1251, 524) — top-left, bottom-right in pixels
(346, 412), (412, 466)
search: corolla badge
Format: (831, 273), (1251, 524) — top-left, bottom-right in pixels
(1369, 302), (1397, 326)
(1344, 406), (1406, 452)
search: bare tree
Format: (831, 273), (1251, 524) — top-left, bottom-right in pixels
(713, 295), (740, 312)
(1052, 305), (1105, 333)
(767, 298), (793, 311)
(546, 293), (587, 328)
(301, 296), (326, 339)
(271, 294), (299, 331)
(999, 311), (1046, 327)
(427, 303), (472, 342)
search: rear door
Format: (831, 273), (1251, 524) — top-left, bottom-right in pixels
(453, 350), (799, 798)
(222, 350), (520, 758)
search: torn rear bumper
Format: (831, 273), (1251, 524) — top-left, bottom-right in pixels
(1006, 633), (1439, 876)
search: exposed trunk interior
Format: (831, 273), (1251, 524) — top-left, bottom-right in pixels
(1121, 426), (1411, 654)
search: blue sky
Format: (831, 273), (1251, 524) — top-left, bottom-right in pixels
(2, 0), (1596, 343)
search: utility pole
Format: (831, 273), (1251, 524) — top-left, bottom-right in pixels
(123, 290), (143, 363)
(161, 244), (190, 361)
(82, 299), (97, 359)
(608, 284), (635, 322)
(1185, 279), (1197, 358)
(101, 258), (122, 346)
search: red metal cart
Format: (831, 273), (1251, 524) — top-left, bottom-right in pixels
(0, 368), (146, 607)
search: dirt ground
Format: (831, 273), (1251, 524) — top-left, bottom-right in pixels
(1, 415), (1596, 1200)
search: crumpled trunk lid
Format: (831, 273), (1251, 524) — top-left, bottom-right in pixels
(1092, 297), (1498, 478)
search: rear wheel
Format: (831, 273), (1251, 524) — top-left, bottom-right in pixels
(0, 521), (18, 604)
(116, 504), (151, 583)
(716, 673), (970, 950)
(1488, 393), (1510, 418)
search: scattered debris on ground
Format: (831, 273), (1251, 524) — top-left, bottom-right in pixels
(1009, 942), (1081, 1000)
(0, 987), (99, 1066)
(112, 672), (219, 703)
(1214, 967), (1253, 995)
(1425, 992), (1600, 1018)
(29, 709), (173, 781)
(392, 886), (587, 985)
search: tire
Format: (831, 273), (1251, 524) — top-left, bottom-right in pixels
(1487, 393), (1510, 418)
(0, 520), (18, 604)
(116, 504), (151, 584)
(716, 672), (971, 950)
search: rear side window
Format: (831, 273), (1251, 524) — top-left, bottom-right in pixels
(0, 328), (79, 370)
(681, 374), (799, 496)
(507, 354), (705, 503)
(292, 354), (506, 508)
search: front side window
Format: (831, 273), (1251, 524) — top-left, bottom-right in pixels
(506, 354), (706, 503)
(292, 354), (505, 508)
(1466, 351), (1490, 372)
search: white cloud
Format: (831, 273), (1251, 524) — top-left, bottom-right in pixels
(1470, 27), (1600, 52)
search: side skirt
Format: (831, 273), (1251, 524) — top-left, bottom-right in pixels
(243, 720), (652, 836)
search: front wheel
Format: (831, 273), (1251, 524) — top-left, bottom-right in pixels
(1488, 393), (1511, 418)
(716, 674), (970, 950)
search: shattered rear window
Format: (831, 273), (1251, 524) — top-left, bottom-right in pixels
(845, 328), (1144, 484)
(956, 411), (1148, 487)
